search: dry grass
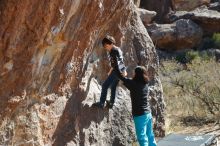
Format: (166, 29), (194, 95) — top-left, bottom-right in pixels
(159, 55), (220, 135)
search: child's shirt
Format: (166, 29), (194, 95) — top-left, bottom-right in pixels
(109, 46), (126, 73)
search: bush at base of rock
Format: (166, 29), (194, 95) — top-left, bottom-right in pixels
(212, 33), (220, 48)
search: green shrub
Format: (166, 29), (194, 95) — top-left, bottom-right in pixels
(175, 53), (187, 63)
(175, 51), (198, 63)
(200, 51), (212, 61)
(212, 33), (220, 48)
(185, 51), (200, 62)
(175, 51), (212, 63)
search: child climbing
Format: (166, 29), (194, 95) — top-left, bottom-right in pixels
(118, 66), (157, 146)
(92, 35), (126, 109)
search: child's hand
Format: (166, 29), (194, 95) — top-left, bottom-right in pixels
(121, 71), (127, 77)
(107, 68), (113, 76)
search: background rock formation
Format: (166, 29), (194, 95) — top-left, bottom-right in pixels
(172, 0), (210, 11)
(138, 0), (220, 51)
(0, 0), (165, 145)
(136, 8), (157, 25)
(167, 6), (220, 35)
(138, 0), (211, 23)
(140, 0), (174, 23)
(147, 19), (203, 50)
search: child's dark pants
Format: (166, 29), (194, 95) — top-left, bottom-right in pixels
(100, 70), (119, 105)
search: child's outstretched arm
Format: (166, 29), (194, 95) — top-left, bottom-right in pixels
(117, 71), (133, 90)
(107, 67), (113, 76)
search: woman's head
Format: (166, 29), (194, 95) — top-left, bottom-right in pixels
(133, 66), (149, 84)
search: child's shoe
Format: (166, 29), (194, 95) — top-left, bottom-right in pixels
(92, 102), (104, 109)
(106, 100), (114, 109)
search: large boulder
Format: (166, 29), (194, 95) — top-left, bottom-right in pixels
(147, 19), (203, 50)
(136, 8), (157, 25)
(172, 0), (211, 11)
(0, 0), (165, 145)
(167, 6), (220, 35)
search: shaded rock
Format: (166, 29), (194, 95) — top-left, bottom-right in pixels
(198, 37), (216, 50)
(147, 19), (203, 50)
(172, 0), (211, 11)
(205, 48), (220, 61)
(208, 2), (220, 11)
(133, 0), (141, 7)
(136, 8), (157, 25)
(215, 49), (220, 61)
(167, 6), (220, 35)
(166, 11), (197, 23)
(210, 0), (220, 2)
(0, 0), (165, 145)
(140, 0), (174, 23)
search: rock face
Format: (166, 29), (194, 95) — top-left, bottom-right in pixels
(167, 6), (220, 35)
(0, 0), (165, 145)
(147, 19), (203, 50)
(172, 0), (211, 11)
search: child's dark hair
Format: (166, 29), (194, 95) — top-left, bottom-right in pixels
(102, 35), (116, 46)
(133, 66), (149, 84)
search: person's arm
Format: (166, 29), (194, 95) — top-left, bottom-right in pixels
(107, 67), (113, 76)
(111, 50), (119, 70)
(117, 70), (127, 82)
(111, 48), (126, 73)
(117, 72), (133, 90)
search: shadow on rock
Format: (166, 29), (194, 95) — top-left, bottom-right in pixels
(52, 92), (109, 146)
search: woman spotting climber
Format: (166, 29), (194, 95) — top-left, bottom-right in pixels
(118, 66), (157, 146)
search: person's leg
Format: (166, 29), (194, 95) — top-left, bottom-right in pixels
(99, 71), (115, 105)
(146, 113), (157, 146)
(109, 77), (119, 104)
(106, 78), (119, 108)
(133, 114), (148, 146)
